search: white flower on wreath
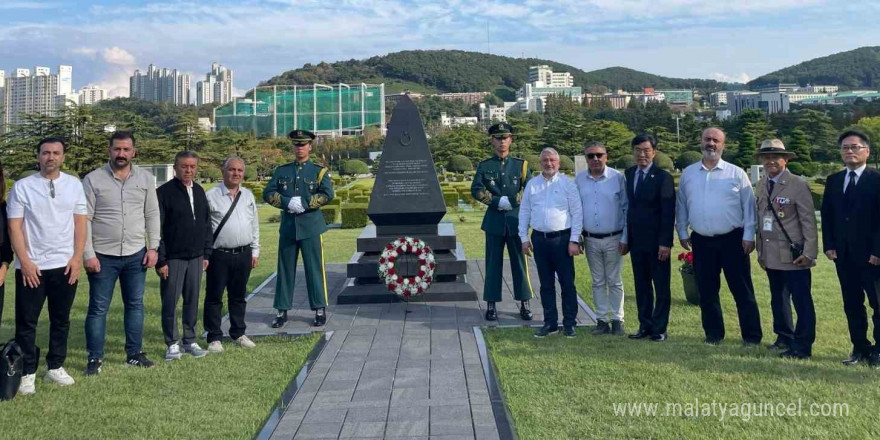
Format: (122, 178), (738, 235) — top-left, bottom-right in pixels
(392, 275), (398, 281)
(415, 277), (421, 283)
(390, 251), (398, 258)
(387, 262), (394, 269)
(420, 282), (428, 289)
(426, 254), (435, 263)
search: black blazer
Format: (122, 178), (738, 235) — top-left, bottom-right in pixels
(625, 165), (676, 252)
(156, 178), (213, 267)
(821, 168), (880, 263)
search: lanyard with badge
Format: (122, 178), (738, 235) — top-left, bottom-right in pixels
(762, 183), (804, 259)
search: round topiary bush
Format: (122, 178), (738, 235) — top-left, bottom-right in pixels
(675, 151), (703, 170)
(655, 151), (674, 172)
(341, 159), (370, 176)
(559, 155), (574, 172)
(524, 154), (541, 173)
(615, 155), (636, 170)
(786, 161), (805, 176)
(447, 155), (473, 173)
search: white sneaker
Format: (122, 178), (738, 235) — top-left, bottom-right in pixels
(19, 373), (36, 395)
(183, 343), (208, 358)
(207, 341), (224, 353)
(235, 335), (256, 349)
(45, 367), (75, 386)
(166, 343), (182, 361)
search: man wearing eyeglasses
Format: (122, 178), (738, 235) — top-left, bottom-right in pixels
(821, 129), (880, 367)
(576, 141), (628, 336)
(472, 123), (534, 321)
(677, 127), (761, 346)
(8, 138), (88, 395)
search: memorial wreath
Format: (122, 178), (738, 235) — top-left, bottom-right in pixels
(378, 237), (435, 298)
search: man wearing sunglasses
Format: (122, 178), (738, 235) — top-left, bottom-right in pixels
(472, 123), (534, 321)
(8, 137), (88, 395)
(264, 129), (334, 328)
(821, 129), (880, 366)
(576, 141), (629, 336)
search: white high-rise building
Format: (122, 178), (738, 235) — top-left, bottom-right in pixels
(79, 85), (107, 105)
(129, 64), (191, 105)
(528, 65), (574, 88)
(196, 62), (234, 105)
(1, 65), (73, 129)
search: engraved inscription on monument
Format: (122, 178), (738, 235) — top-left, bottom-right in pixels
(382, 159), (430, 197)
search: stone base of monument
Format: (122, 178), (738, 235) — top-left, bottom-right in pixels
(336, 224), (478, 304)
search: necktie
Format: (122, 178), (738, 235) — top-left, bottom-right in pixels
(845, 171), (857, 195)
(768, 179), (775, 198)
(635, 170), (644, 194)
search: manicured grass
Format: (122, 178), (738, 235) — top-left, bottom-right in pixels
(0, 205), (318, 439)
(485, 238), (880, 439)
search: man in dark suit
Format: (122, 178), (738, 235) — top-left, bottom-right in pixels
(625, 134), (675, 342)
(821, 129), (880, 366)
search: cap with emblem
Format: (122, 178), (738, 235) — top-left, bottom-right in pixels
(288, 129), (316, 143)
(488, 123), (514, 138)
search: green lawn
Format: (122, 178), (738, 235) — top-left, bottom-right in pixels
(0, 204), (318, 439)
(485, 240), (880, 439)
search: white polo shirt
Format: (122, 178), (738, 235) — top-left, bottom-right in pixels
(7, 172), (88, 270)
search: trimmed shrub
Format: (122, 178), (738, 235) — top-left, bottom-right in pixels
(244, 166), (257, 181)
(326, 197), (342, 207)
(267, 214), (281, 223)
(655, 151), (674, 172)
(336, 189), (350, 201)
(341, 204), (369, 229)
(320, 206), (340, 224)
(810, 185), (824, 210)
(675, 151), (703, 170)
(615, 155), (636, 170)
(341, 159), (369, 176)
(524, 154), (541, 173)
(787, 162), (805, 176)
(800, 162), (819, 177)
(447, 155), (473, 173)
(443, 191), (459, 208)
(353, 195), (369, 204)
(559, 155), (574, 172)
(241, 181), (264, 198)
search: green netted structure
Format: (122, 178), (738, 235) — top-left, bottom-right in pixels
(214, 83), (385, 137)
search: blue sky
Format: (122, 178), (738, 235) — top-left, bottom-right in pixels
(1, 0), (878, 97)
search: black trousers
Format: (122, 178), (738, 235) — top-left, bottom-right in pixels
(765, 268), (815, 354)
(14, 267), (78, 375)
(691, 229), (762, 343)
(532, 230), (578, 328)
(204, 248), (253, 343)
(631, 249), (671, 335)
(0, 283), (4, 333)
(834, 259), (880, 355)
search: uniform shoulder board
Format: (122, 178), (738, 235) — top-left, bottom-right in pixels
(478, 158), (493, 166)
(317, 166), (329, 182)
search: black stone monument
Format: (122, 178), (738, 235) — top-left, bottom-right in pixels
(336, 95), (477, 304)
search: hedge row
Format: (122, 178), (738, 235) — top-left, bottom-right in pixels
(342, 204), (369, 229)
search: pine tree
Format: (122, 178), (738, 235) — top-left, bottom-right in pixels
(787, 128), (812, 163)
(734, 131), (756, 169)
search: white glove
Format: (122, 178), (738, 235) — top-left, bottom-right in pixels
(288, 196), (305, 214)
(498, 196), (512, 211)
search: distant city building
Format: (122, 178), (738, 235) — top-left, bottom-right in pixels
(715, 107), (732, 121)
(78, 85), (107, 105)
(787, 91), (831, 103)
(478, 102), (518, 123)
(655, 89), (694, 109)
(528, 65), (574, 88)
(709, 91), (728, 107)
(1, 65), (74, 129)
(755, 83), (800, 93)
(726, 91), (790, 116)
(435, 92), (489, 105)
(440, 112), (479, 127)
(806, 85), (838, 93)
(197, 117), (213, 132)
(129, 64), (191, 105)
(195, 62), (234, 106)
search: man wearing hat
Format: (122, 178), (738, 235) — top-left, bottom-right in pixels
(263, 129), (334, 327)
(471, 122), (534, 321)
(755, 139), (817, 359)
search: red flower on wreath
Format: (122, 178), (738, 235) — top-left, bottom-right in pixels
(388, 268), (396, 276)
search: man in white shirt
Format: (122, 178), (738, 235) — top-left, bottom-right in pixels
(575, 142), (629, 336)
(677, 127), (762, 346)
(8, 138), (88, 395)
(520, 148), (583, 338)
(204, 157), (260, 352)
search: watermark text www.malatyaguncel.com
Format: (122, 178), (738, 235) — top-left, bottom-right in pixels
(612, 398), (849, 422)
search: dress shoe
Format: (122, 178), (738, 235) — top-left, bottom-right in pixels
(271, 310), (288, 328)
(591, 320), (610, 335)
(651, 333), (668, 342)
(766, 341), (790, 351)
(628, 330), (651, 340)
(563, 326), (576, 338)
(313, 308), (326, 327)
(534, 324), (559, 338)
(868, 352), (880, 368)
(842, 352), (865, 366)
(519, 301), (533, 321)
(611, 320), (625, 335)
(780, 350), (811, 360)
(485, 302), (498, 321)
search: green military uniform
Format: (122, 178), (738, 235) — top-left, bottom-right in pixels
(471, 124), (534, 303)
(264, 133), (334, 312)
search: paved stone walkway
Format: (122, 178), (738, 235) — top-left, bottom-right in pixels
(231, 259), (595, 439)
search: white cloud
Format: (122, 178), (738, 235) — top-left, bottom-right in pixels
(88, 47), (137, 98)
(710, 72), (752, 84)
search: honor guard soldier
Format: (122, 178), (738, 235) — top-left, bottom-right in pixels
(471, 122), (534, 321)
(263, 129), (334, 327)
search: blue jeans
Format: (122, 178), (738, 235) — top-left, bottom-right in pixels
(84, 248), (147, 359)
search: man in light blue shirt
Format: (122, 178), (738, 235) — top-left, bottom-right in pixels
(520, 148), (582, 338)
(575, 142), (628, 336)
(676, 127), (762, 345)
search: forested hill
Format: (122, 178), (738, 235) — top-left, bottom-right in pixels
(748, 46), (880, 89)
(260, 50), (726, 94)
